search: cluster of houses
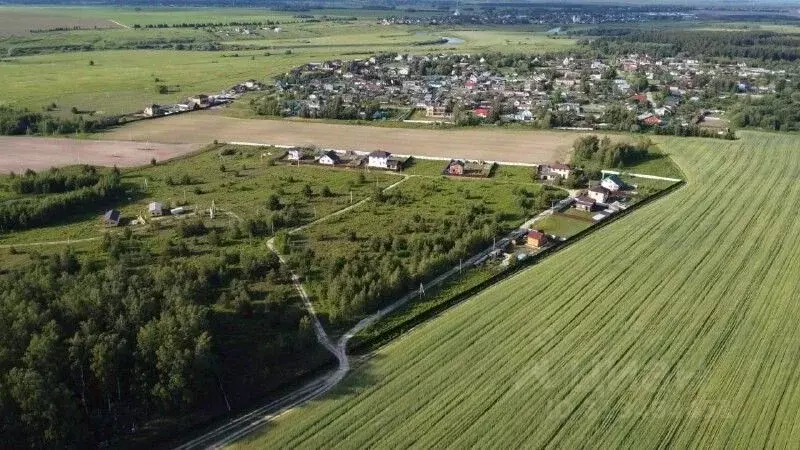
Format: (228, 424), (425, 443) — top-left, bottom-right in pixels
(376, 6), (695, 26)
(141, 79), (266, 118)
(573, 174), (628, 214)
(254, 51), (787, 130)
(536, 162), (631, 216)
(285, 147), (410, 171)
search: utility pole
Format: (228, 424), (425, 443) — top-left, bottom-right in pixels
(459, 258), (462, 274)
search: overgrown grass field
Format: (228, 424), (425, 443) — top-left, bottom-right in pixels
(233, 131), (800, 448)
(0, 144), (396, 246)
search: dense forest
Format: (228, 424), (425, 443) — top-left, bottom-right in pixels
(586, 30), (800, 62)
(0, 168), (124, 232)
(728, 91), (800, 131)
(0, 225), (318, 447)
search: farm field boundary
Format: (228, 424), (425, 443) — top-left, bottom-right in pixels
(101, 113), (582, 164)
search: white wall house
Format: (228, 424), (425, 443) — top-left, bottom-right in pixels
(287, 149), (303, 161)
(601, 175), (624, 192)
(319, 151), (340, 165)
(539, 164), (572, 180)
(368, 151), (391, 169)
(587, 186), (609, 203)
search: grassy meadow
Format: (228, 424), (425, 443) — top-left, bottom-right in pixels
(0, 50), (314, 117)
(0, 144), (397, 248)
(231, 131), (800, 448)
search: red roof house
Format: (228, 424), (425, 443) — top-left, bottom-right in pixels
(526, 230), (549, 248)
(643, 115), (662, 126)
(473, 107), (491, 118)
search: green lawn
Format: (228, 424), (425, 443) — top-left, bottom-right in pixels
(621, 152), (685, 180)
(534, 212), (592, 238)
(232, 131), (800, 448)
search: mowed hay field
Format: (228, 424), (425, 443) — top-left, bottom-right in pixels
(103, 113), (579, 163)
(233, 131), (800, 448)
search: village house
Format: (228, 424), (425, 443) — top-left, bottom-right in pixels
(447, 159), (465, 176)
(287, 149), (306, 161)
(601, 174), (625, 192)
(539, 164), (572, 181)
(574, 196), (596, 212)
(368, 150), (392, 168)
(102, 209), (121, 227)
(148, 202), (164, 217)
(144, 104), (164, 117)
(188, 94), (210, 109)
(318, 150), (341, 166)
(443, 159), (493, 177)
(526, 229), (549, 248)
(587, 186), (610, 203)
(386, 158), (403, 171)
(425, 104), (449, 117)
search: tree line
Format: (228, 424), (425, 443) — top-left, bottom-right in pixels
(9, 166), (100, 195)
(0, 106), (119, 136)
(588, 29), (800, 61)
(0, 170), (123, 232)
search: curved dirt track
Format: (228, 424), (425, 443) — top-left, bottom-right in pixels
(102, 112), (579, 164)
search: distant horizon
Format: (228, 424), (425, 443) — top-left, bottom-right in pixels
(0, 0), (797, 8)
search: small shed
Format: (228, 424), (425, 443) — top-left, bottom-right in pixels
(102, 209), (121, 227)
(148, 201), (164, 217)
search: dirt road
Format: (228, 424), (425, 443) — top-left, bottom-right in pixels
(102, 113), (580, 164)
(0, 136), (201, 172)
